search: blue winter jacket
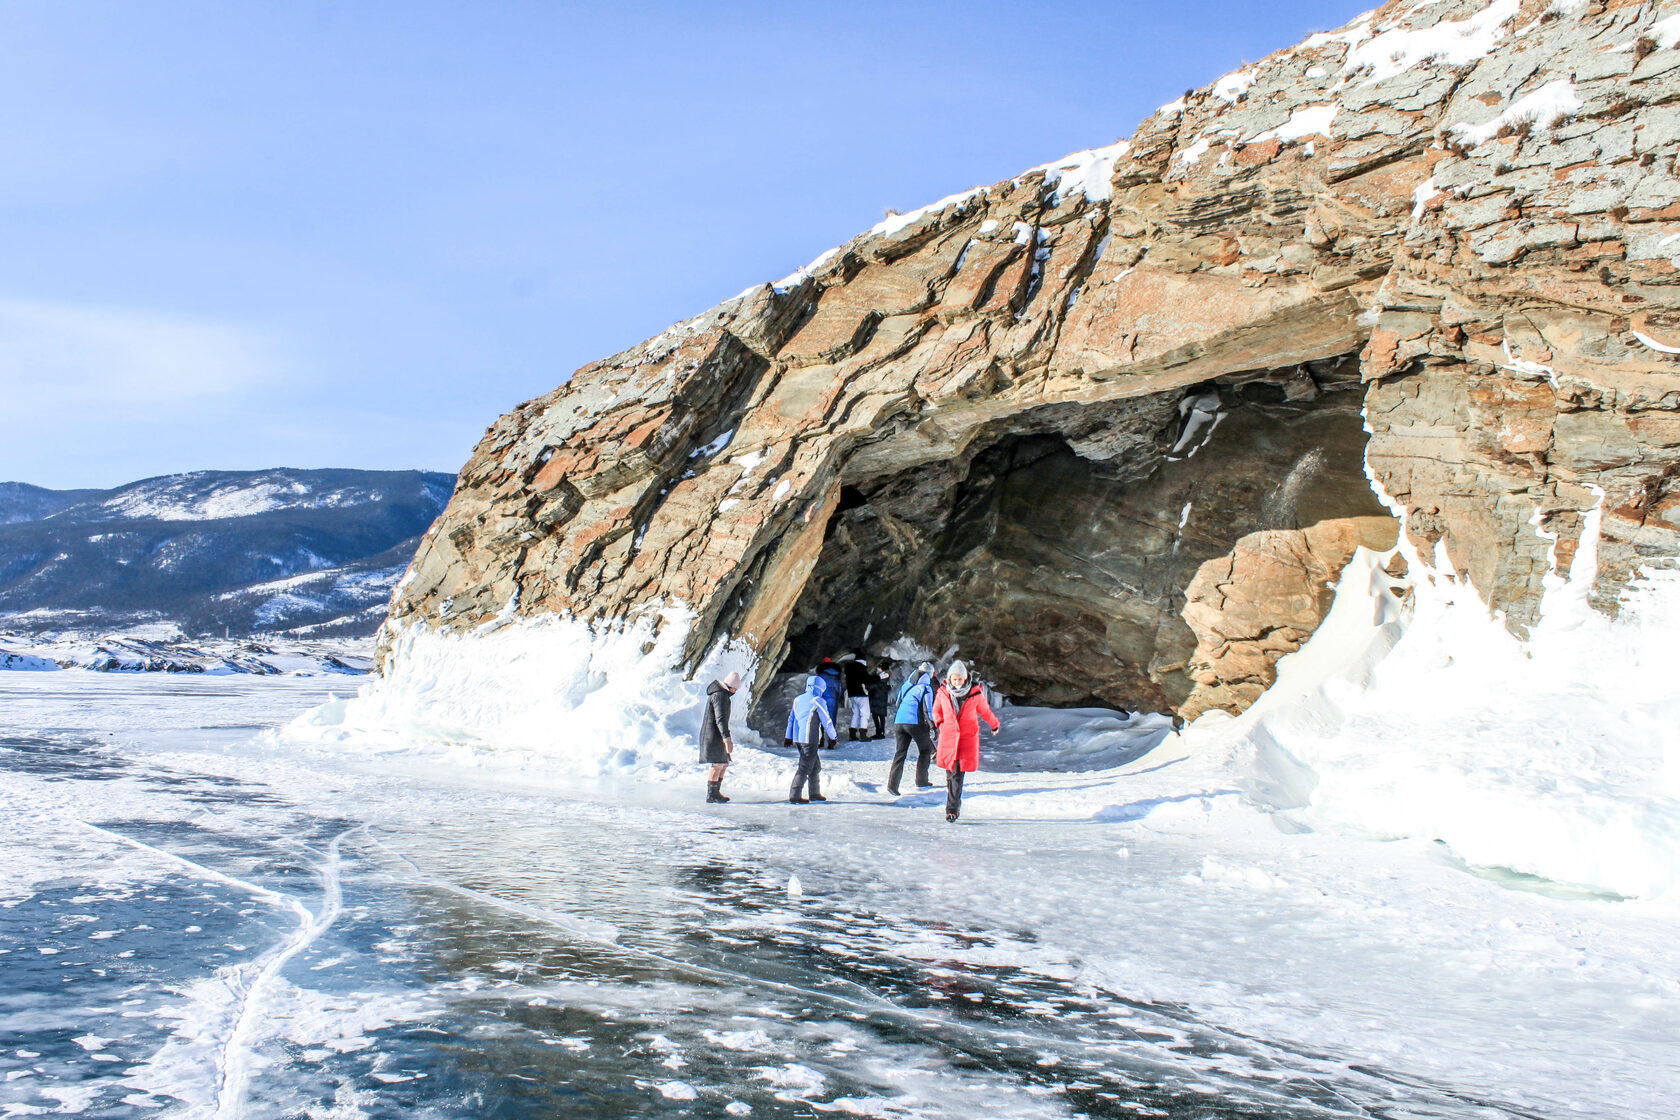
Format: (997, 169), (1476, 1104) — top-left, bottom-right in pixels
(816, 665), (844, 718)
(893, 671), (936, 726)
(785, 675), (839, 744)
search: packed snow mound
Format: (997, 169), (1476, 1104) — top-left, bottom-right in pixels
(1193, 525), (1680, 901)
(986, 706), (1174, 773)
(283, 609), (760, 776)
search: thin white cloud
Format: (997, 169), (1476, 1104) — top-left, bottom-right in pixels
(0, 296), (280, 410)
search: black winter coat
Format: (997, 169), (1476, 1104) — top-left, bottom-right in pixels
(865, 669), (890, 708)
(842, 659), (871, 698)
(699, 681), (733, 763)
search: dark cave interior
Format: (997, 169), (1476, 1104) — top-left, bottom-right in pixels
(779, 356), (1391, 711)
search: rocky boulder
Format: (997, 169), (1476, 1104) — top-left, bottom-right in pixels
(1180, 516), (1400, 720)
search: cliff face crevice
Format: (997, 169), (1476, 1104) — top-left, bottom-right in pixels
(386, 0), (1680, 718)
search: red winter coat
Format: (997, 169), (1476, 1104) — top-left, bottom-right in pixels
(931, 684), (999, 772)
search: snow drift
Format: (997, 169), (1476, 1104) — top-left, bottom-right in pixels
(284, 607), (761, 776)
(1199, 496), (1680, 901)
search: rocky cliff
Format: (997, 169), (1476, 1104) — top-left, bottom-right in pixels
(386, 0), (1680, 717)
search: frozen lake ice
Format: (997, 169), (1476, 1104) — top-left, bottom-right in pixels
(2, 672), (1676, 1118)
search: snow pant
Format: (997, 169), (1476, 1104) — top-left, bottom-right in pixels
(888, 723), (933, 792)
(790, 740), (822, 799)
(848, 696), (872, 732)
(945, 768), (965, 818)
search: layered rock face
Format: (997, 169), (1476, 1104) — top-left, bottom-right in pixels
(387, 0), (1680, 717)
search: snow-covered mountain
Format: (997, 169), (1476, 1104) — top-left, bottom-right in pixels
(0, 468), (454, 637)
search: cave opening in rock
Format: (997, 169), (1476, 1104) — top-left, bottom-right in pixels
(778, 356), (1395, 715)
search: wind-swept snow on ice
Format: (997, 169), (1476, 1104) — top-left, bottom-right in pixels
(289, 607), (761, 775)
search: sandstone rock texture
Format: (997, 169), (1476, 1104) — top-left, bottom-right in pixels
(387, 0), (1680, 718)
(1181, 516), (1400, 720)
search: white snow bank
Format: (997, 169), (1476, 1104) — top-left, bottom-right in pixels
(1449, 79), (1582, 147)
(868, 186), (987, 241)
(1247, 104), (1338, 145)
(1345, 0), (1519, 83)
(282, 609), (759, 776)
(1211, 67), (1257, 103)
(1193, 502), (1680, 900)
(0, 647), (57, 671)
(1027, 141), (1130, 204)
(1632, 329), (1680, 356)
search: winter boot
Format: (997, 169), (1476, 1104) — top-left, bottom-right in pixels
(706, 781), (729, 804)
(788, 795), (808, 804)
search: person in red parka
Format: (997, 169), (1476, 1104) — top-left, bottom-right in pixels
(930, 659), (999, 823)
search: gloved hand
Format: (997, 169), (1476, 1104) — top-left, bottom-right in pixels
(783, 737), (793, 748)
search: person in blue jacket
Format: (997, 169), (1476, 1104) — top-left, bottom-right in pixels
(784, 675), (837, 804)
(814, 657), (844, 749)
(886, 661), (940, 795)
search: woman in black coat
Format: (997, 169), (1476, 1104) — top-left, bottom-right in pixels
(700, 671), (742, 803)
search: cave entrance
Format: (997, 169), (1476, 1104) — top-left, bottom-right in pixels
(779, 356), (1391, 713)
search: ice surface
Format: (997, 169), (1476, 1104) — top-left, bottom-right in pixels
(4, 670), (1680, 1117)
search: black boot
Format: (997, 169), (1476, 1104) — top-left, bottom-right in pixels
(707, 781), (729, 804)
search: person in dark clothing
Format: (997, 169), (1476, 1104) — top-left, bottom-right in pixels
(815, 658), (844, 749)
(783, 674), (837, 803)
(840, 651), (873, 743)
(699, 671), (742, 803)
(865, 663), (892, 740)
(887, 661), (939, 796)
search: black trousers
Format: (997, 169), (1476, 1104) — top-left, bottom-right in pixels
(888, 724), (934, 792)
(945, 768), (965, 818)
(790, 740), (822, 799)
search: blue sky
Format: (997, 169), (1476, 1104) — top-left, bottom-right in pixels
(1, 0), (1368, 489)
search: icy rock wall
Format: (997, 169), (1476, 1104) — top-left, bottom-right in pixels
(385, 0), (1680, 721)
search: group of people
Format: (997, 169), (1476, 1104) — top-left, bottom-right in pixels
(698, 651), (1001, 823)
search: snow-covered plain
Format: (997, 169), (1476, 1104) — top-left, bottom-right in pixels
(0, 630), (373, 675)
(4, 529), (1679, 1116)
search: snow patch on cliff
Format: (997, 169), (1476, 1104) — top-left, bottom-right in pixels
(1450, 79), (1582, 147)
(1345, 0), (1519, 83)
(1030, 142), (1130, 204)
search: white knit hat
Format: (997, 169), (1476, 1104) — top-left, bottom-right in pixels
(722, 671), (742, 690)
(947, 659), (969, 681)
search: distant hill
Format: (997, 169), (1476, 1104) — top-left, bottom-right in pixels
(0, 468), (454, 637)
(0, 481), (104, 524)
